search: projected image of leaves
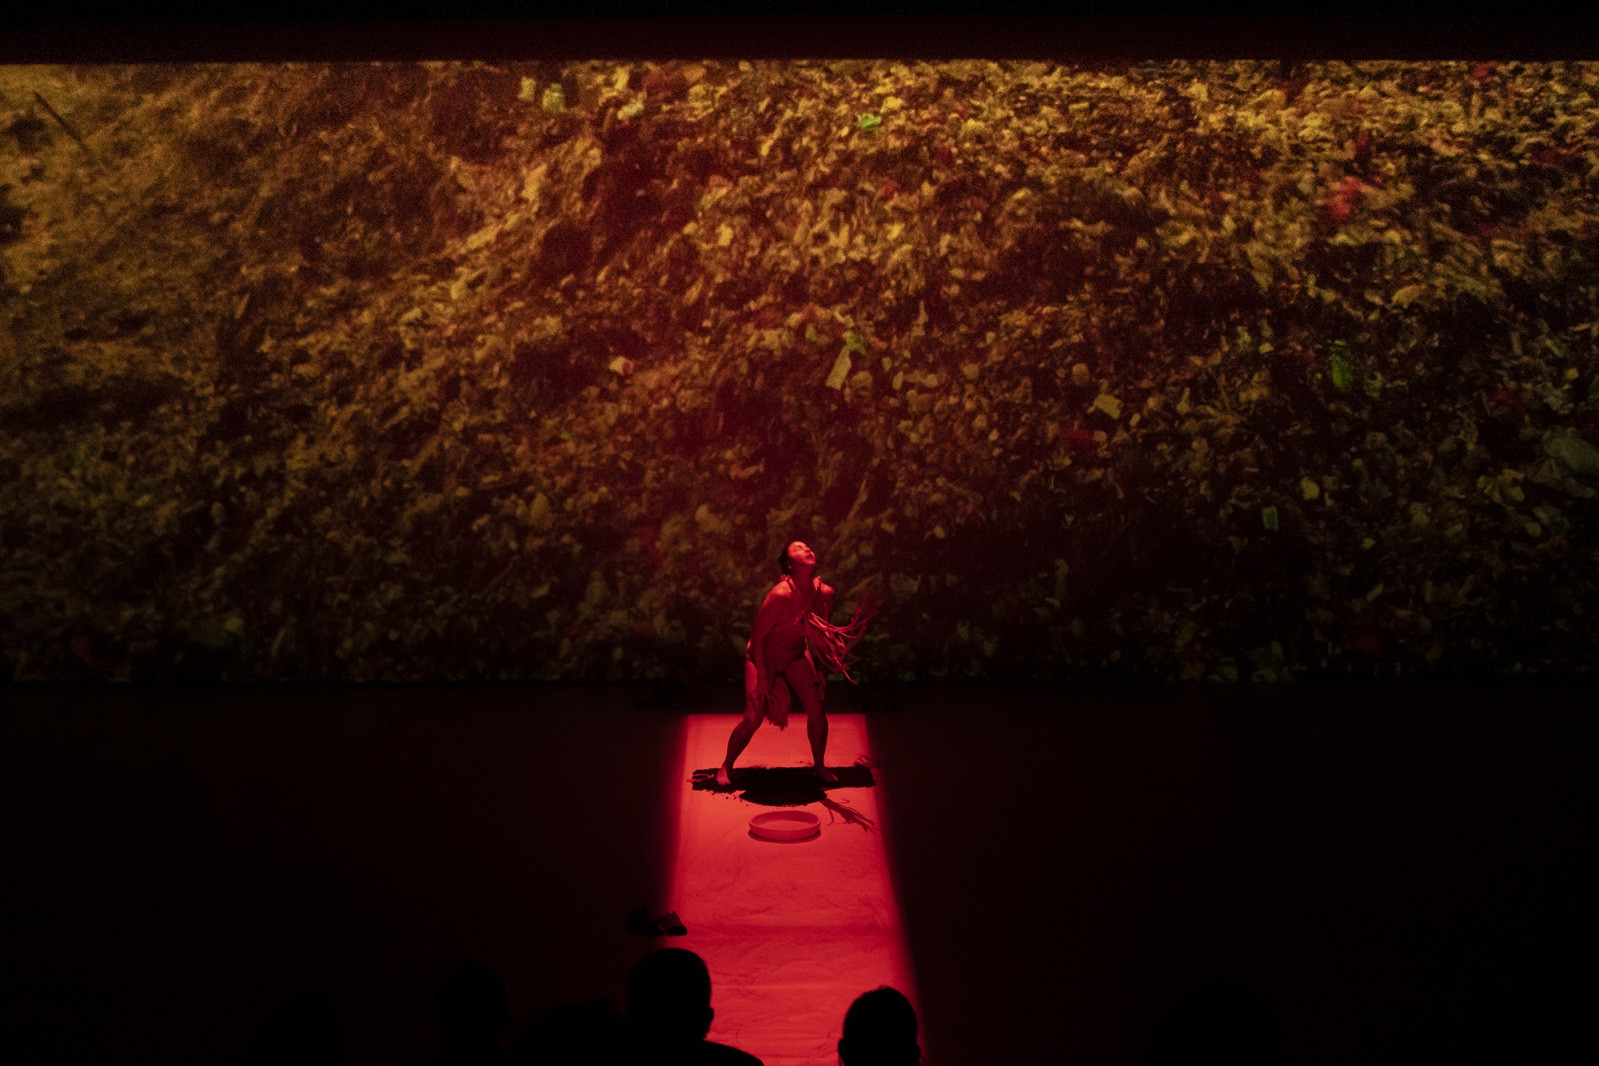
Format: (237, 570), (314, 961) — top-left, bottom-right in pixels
(2, 60), (1596, 682)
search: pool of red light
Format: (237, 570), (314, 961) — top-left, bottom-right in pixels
(664, 714), (918, 1066)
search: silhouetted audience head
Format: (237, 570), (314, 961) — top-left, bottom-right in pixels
(1148, 980), (1281, 1066)
(244, 992), (340, 1066)
(434, 960), (509, 1062)
(837, 987), (919, 1066)
(623, 948), (764, 1065)
(508, 998), (626, 1066)
(627, 948), (715, 1045)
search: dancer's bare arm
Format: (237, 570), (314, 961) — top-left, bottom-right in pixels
(747, 584), (787, 695)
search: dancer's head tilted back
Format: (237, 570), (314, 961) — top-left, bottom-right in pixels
(779, 540), (817, 576)
(838, 986), (920, 1066)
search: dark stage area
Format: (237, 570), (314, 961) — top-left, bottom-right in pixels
(3, 682), (1595, 1064)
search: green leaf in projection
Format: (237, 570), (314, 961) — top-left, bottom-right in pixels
(825, 349), (852, 390)
(1544, 430), (1599, 477)
(1328, 341), (1355, 392)
(1391, 284), (1427, 307)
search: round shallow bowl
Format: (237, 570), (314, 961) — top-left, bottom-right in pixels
(749, 810), (821, 843)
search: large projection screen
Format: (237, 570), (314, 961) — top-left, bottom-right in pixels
(3, 28), (1597, 684)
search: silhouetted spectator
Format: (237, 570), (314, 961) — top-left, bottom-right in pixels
(243, 992), (340, 1066)
(837, 986), (920, 1066)
(419, 961), (510, 1065)
(1148, 979), (1281, 1066)
(508, 998), (627, 1065)
(624, 948), (761, 1065)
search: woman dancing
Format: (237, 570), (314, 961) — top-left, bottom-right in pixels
(715, 541), (874, 788)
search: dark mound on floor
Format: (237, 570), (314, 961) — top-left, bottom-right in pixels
(691, 763), (876, 806)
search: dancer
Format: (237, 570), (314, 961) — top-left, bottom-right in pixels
(715, 541), (873, 788)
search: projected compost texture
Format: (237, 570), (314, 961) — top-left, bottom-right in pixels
(2, 60), (1597, 681)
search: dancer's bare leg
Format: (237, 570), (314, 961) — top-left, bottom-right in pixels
(788, 657), (836, 783)
(716, 715), (759, 788)
(717, 659), (765, 787)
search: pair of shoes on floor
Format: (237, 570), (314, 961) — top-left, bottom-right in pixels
(627, 904), (687, 938)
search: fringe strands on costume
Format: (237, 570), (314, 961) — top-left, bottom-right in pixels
(804, 592), (878, 684)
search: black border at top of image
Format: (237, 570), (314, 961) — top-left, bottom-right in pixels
(1, 1), (1596, 65)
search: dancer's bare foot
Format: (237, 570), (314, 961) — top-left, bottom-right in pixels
(815, 765), (838, 784)
(714, 766), (733, 788)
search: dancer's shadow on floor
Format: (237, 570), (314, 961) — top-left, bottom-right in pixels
(690, 763), (875, 807)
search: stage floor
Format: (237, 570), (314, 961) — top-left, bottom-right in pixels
(3, 682), (1596, 1065)
(668, 713), (914, 1066)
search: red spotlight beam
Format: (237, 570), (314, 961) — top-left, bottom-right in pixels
(667, 713), (918, 1066)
